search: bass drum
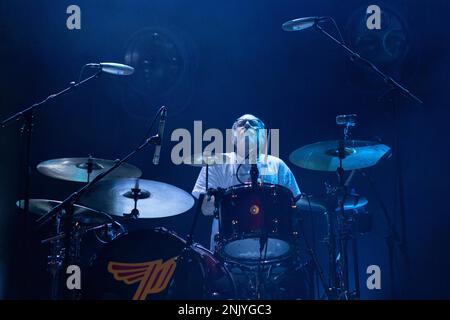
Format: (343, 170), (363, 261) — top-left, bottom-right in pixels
(84, 228), (236, 300)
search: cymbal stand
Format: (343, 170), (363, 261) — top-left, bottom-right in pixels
(47, 212), (64, 300)
(186, 160), (211, 246)
(324, 116), (356, 299)
(313, 20), (423, 297)
(43, 220), (120, 299)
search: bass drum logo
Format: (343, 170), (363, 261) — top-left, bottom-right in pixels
(108, 258), (177, 300)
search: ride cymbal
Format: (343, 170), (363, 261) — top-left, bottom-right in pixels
(289, 140), (390, 171)
(79, 178), (195, 219)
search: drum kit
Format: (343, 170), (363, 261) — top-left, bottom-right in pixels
(14, 111), (390, 300)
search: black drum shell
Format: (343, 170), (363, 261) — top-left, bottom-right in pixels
(83, 228), (235, 300)
(217, 183), (297, 264)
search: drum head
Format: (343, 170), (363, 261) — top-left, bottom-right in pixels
(222, 238), (291, 262)
(84, 228), (235, 300)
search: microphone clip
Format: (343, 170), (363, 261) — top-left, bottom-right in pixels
(147, 134), (161, 146)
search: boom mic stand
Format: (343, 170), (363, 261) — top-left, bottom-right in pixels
(0, 68), (102, 298)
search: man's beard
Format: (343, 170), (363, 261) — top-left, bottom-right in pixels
(235, 134), (262, 164)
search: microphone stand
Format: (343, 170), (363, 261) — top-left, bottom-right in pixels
(250, 128), (260, 188)
(313, 22), (422, 297)
(0, 69), (102, 298)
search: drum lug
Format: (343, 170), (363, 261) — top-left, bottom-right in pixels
(272, 218), (279, 233)
(231, 219), (239, 234)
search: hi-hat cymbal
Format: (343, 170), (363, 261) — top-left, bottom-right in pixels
(37, 157), (142, 183)
(296, 194), (368, 213)
(16, 199), (111, 225)
(79, 178), (195, 219)
(182, 153), (232, 167)
(289, 140), (391, 171)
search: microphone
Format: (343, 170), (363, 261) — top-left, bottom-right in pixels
(86, 62), (134, 76)
(336, 114), (357, 127)
(152, 107), (167, 165)
(282, 16), (327, 32)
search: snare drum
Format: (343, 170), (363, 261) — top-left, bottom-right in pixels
(216, 183), (298, 264)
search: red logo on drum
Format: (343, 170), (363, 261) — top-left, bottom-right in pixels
(108, 258), (177, 300)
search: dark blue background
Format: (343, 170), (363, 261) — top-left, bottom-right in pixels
(0, 0), (449, 299)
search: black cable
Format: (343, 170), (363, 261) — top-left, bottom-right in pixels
(236, 163), (245, 184)
(327, 17), (345, 45)
(297, 193), (330, 299)
(77, 64), (88, 84)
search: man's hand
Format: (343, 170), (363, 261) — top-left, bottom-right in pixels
(201, 195), (216, 216)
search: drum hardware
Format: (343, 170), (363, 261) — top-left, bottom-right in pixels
(47, 212), (64, 300)
(17, 198), (121, 299)
(326, 118), (359, 299)
(289, 116), (383, 299)
(333, 118), (356, 298)
(93, 221), (126, 244)
(286, 16), (423, 297)
(296, 193), (368, 213)
(16, 199), (115, 226)
(27, 107), (169, 299)
(63, 205), (81, 300)
(122, 186), (151, 219)
(40, 222), (124, 245)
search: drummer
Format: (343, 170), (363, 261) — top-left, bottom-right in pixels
(191, 114), (302, 251)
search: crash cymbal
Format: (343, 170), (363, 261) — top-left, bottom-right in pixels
(79, 178), (195, 219)
(37, 157), (142, 183)
(182, 153), (232, 167)
(289, 140), (390, 171)
(16, 199), (111, 225)
(296, 194), (368, 213)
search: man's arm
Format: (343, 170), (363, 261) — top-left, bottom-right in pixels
(192, 166), (220, 216)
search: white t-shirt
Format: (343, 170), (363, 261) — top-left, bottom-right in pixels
(191, 152), (301, 251)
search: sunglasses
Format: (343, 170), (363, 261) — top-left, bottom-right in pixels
(234, 119), (264, 129)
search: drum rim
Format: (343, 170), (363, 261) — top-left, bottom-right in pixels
(222, 182), (295, 197)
